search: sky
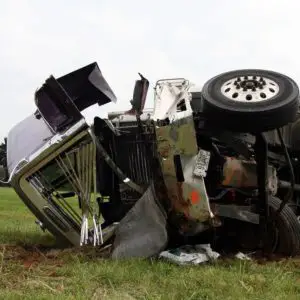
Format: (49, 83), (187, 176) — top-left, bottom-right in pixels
(1, 0), (300, 141)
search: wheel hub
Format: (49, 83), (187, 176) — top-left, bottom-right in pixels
(221, 75), (280, 102)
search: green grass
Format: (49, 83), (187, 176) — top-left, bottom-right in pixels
(0, 187), (55, 247)
(0, 188), (300, 299)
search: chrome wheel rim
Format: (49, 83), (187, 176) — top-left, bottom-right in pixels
(220, 75), (280, 102)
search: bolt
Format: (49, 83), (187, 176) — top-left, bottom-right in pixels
(259, 77), (264, 82)
(234, 80), (237, 85)
(253, 75), (257, 80)
(243, 87), (247, 91)
(236, 84), (240, 89)
(262, 80), (266, 85)
(252, 87), (256, 91)
(244, 75), (248, 80)
(246, 81), (254, 88)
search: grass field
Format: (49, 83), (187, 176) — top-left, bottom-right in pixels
(0, 188), (300, 299)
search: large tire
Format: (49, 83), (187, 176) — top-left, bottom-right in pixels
(201, 69), (299, 133)
(215, 196), (300, 256)
(267, 196), (300, 256)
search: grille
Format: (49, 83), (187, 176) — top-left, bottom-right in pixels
(111, 124), (156, 202)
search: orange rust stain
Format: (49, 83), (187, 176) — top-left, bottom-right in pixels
(222, 159), (236, 186)
(190, 190), (200, 204)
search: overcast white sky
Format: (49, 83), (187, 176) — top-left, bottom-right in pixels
(1, 0), (300, 141)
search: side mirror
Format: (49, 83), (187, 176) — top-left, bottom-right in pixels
(128, 73), (149, 115)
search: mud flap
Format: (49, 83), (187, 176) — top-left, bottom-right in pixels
(111, 183), (168, 259)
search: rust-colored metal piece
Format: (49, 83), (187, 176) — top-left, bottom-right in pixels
(221, 157), (278, 194)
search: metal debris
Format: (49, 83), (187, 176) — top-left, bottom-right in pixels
(159, 244), (220, 265)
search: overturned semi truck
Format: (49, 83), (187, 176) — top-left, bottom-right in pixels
(3, 62), (300, 257)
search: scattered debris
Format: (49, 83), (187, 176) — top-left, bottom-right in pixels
(235, 252), (252, 261)
(159, 244), (220, 265)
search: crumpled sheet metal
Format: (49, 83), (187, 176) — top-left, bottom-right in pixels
(153, 78), (189, 121)
(111, 183), (168, 259)
(155, 116), (213, 224)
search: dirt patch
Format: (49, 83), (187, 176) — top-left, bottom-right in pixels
(0, 243), (112, 270)
(1, 242), (300, 270)
(0, 244), (63, 270)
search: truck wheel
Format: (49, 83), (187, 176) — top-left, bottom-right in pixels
(201, 69), (299, 133)
(265, 196), (300, 256)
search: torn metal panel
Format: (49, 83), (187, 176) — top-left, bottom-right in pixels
(34, 62), (117, 134)
(153, 78), (191, 121)
(156, 116), (213, 224)
(112, 183), (168, 259)
(52, 62), (117, 111)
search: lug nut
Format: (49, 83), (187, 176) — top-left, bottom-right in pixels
(236, 84), (240, 89)
(243, 87), (247, 91)
(252, 87), (256, 91)
(237, 77), (241, 82)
